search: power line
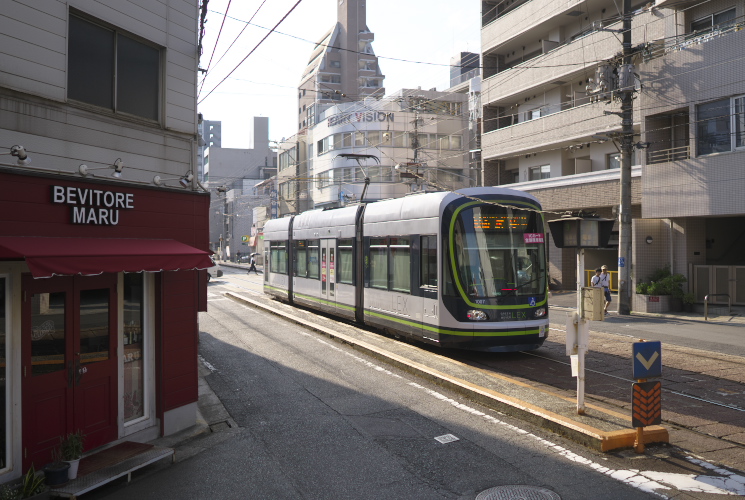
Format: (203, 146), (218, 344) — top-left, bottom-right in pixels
(198, 0), (233, 97)
(199, 0), (305, 105)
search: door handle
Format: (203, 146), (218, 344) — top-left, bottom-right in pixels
(75, 361), (87, 386)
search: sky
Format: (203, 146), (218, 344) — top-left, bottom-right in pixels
(196, 0), (481, 149)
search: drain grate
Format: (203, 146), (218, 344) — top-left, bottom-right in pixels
(476, 485), (561, 500)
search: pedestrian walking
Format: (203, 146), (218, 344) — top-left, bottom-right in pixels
(599, 265), (611, 315)
(248, 255), (259, 274)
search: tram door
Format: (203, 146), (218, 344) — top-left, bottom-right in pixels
(420, 235), (438, 340)
(21, 274), (118, 470)
(320, 239), (336, 310)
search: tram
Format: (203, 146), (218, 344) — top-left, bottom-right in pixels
(262, 187), (549, 352)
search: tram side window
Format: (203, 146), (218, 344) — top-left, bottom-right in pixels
(338, 239), (354, 284)
(308, 240), (320, 279)
(294, 240), (308, 277)
(270, 241), (288, 274)
(390, 237), (411, 293)
(421, 235), (438, 289)
(369, 238), (388, 289)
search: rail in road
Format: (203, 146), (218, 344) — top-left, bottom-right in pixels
(209, 273), (745, 472)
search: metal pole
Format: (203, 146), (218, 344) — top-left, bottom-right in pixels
(576, 248), (586, 414)
(618, 0), (633, 315)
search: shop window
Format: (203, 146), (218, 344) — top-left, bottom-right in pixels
(0, 277), (6, 469)
(338, 239), (354, 284)
(68, 14), (160, 121)
(123, 273), (145, 423)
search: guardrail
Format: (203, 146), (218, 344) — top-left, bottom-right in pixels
(647, 145), (690, 165)
(704, 294), (731, 321)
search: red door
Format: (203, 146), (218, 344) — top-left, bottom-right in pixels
(22, 274), (118, 470)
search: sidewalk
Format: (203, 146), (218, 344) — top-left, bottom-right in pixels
(550, 290), (745, 325)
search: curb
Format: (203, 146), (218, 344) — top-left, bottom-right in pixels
(225, 291), (668, 452)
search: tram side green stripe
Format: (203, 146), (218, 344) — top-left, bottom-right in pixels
(364, 309), (539, 337)
(265, 288), (540, 337)
(293, 292), (356, 312)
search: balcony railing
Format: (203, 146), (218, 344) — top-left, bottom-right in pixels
(482, 102), (622, 159)
(647, 145), (690, 165)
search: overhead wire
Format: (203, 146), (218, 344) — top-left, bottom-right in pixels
(198, 0), (305, 105)
(198, 0), (233, 97)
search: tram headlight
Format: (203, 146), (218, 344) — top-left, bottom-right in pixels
(467, 309), (488, 321)
(534, 307), (547, 318)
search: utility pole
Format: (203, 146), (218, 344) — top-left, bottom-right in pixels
(618, 0), (633, 315)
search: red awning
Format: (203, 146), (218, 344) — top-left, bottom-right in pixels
(0, 237), (213, 278)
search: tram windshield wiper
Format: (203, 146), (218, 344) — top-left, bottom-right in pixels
(497, 273), (545, 300)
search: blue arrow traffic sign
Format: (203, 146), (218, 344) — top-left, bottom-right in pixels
(633, 341), (662, 379)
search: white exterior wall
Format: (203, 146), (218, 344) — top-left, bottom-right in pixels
(0, 0), (199, 184)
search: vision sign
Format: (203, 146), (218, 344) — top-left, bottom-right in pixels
(328, 112), (394, 127)
(52, 185), (134, 225)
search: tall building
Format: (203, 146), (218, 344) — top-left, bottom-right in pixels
(480, 0), (745, 308)
(206, 117), (276, 260)
(297, 0), (386, 131)
(0, 0), (209, 481)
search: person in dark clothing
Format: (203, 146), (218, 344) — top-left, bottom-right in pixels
(248, 255), (259, 274)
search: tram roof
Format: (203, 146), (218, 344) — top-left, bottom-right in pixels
(293, 205), (360, 231)
(363, 187), (539, 223)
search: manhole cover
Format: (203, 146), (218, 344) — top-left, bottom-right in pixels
(476, 485), (561, 500)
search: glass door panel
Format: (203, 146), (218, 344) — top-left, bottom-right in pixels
(79, 289), (109, 365)
(30, 292), (66, 376)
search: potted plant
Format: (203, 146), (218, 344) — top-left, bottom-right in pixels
(0, 465), (48, 499)
(59, 431), (85, 480)
(42, 448), (69, 487)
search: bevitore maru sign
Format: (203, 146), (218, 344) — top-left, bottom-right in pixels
(51, 185), (134, 225)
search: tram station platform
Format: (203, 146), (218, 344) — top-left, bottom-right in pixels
(222, 288), (745, 472)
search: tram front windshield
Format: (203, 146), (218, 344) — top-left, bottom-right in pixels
(450, 205), (546, 299)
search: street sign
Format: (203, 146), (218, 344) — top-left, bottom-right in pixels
(632, 381), (662, 427)
(241, 235), (249, 242)
(619, 257), (626, 267)
(633, 341), (662, 379)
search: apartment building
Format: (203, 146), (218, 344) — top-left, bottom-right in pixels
(297, 0), (386, 131)
(0, 0), (209, 481)
(481, 0), (745, 306)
